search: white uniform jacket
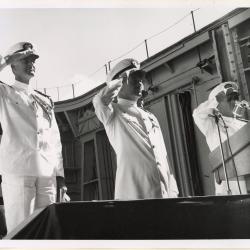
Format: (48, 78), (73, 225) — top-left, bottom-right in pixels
(193, 98), (248, 195)
(0, 80), (64, 177)
(93, 87), (179, 200)
(192, 98), (247, 152)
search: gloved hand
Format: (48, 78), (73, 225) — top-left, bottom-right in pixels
(101, 79), (123, 105)
(59, 186), (71, 202)
(56, 176), (70, 202)
(215, 91), (226, 103)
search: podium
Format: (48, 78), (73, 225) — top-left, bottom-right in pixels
(5, 196), (250, 239)
(209, 122), (250, 181)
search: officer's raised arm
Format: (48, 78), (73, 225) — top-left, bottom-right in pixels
(92, 79), (122, 126)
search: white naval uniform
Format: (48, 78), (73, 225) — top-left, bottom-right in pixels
(193, 98), (248, 195)
(0, 80), (64, 232)
(93, 87), (179, 200)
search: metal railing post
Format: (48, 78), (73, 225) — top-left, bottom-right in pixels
(72, 84), (75, 98)
(105, 64), (108, 75)
(144, 39), (149, 58)
(57, 87), (59, 101)
(191, 11), (197, 32)
(191, 10), (202, 68)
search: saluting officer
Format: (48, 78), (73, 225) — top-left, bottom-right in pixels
(193, 82), (248, 195)
(0, 42), (67, 233)
(93, 58), (179, 200)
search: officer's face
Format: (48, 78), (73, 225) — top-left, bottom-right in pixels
(218, 91), (240, 117)
(12, 56), (37, 80)
(128, 71), (146, 97)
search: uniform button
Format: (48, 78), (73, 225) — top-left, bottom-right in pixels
(156, 162), (160, 165)
(37, 131), (40, 134)
(152, 145), (155, 149)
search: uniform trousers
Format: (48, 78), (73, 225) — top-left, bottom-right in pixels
(1, 174), (57, 233)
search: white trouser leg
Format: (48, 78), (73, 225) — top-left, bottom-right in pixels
(1, 175), (57, 233)
(35, 176), (57, 209)
(1, 175), (36, 233)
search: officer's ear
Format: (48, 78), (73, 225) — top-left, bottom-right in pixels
(10, 64), (16, 74)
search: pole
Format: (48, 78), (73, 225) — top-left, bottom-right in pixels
(191, 10), (202, 70)
(105, 64), (108, 75)
(191, 11), (197, 32)
(72, 84), (75, 98)
(144, 39), (149, 58)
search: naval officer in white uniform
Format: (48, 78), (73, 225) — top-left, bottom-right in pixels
(93, 58), (179, 200)
(0, 42), (67, 233)
(193, 81), (248, 195)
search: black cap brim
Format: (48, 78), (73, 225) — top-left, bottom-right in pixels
(26, 53), (39, 60)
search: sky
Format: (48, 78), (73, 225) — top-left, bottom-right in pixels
(0, 0), (247, 101)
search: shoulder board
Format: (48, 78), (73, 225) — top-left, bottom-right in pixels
(34, 89), (51, 98)
(141, 107), (150, 114)
(143, 109), (157, 119)
(0, 80), (13, 89)
(34, 90), (54, 107)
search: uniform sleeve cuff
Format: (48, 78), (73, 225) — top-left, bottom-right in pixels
(207, 98), (219, 110)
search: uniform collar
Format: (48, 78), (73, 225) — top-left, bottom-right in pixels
(117, 97), (137, 107)
(13, 80), (34, 94)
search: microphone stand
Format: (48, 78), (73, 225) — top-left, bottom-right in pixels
(220, 116), (242, 194)
(211, 112), (232, 195)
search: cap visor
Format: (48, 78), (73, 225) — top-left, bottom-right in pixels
(27, 53), (39, 59)
(129, 69), (146, 77)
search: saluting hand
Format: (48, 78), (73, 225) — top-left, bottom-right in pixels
(101, 79), (123, 105)
(215, 91), (227, 103)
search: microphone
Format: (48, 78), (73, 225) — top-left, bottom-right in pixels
(233, 100), (250, 118)
(208, 109), (223, 124)
(208, 109), (222, 118)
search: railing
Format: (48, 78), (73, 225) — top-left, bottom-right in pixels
(37, 8), (231, 101)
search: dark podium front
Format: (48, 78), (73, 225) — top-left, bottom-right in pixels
(209, 122), (250, 181)
(5, 195), (250, 239)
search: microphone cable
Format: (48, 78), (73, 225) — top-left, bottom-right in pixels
(219, 115), (242, 194)
(214, 113), (232, 195)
